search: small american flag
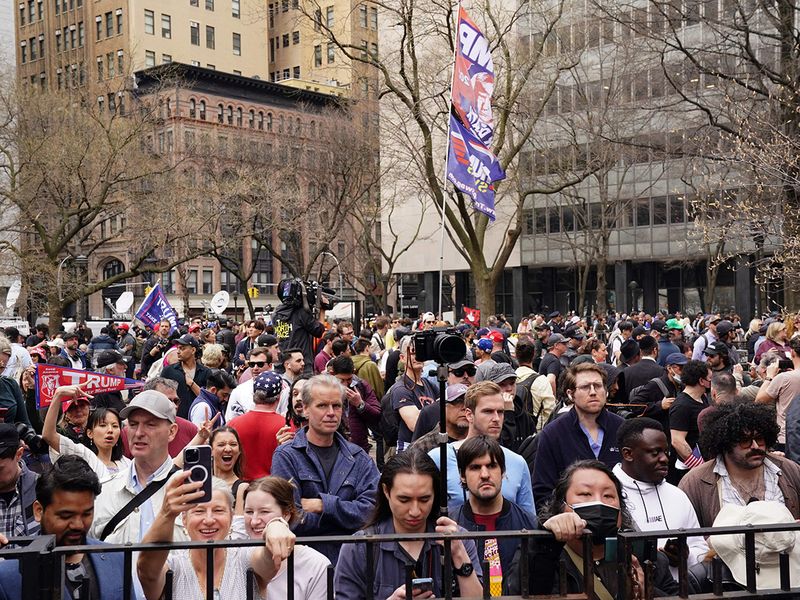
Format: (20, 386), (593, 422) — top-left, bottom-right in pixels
(683, 445), (704, 469)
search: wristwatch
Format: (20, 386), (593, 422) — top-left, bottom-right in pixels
(453, 562), (474, 577)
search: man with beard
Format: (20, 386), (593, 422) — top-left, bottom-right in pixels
(0, 455), (126, 599)
(450, 435), (537, 596)
(679, 402), (800, 527)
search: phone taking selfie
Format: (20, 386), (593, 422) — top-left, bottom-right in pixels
(183, 445), (212, 503)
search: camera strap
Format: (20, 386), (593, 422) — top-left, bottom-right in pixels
(99, 465), (180, 541)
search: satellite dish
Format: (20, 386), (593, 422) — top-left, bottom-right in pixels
(210, 291), (230, 315)
(5, 281), (21, 309)
(115, 291), (134, 314)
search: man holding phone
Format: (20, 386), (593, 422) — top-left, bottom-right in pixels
(327, 355), (381, 451)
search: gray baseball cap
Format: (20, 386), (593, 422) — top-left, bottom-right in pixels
(476, 362), (517, 384)
(120, 390), (177, 423)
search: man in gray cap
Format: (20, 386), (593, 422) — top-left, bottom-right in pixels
(92, 349), (129, 412)
(91, 390), (185, 545)
(411, 382), (470, 452)
(0, 423), (38, 537)
(477, 362), (539, 452)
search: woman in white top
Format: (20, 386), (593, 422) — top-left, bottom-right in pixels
(137, 474), (294, 600)
(239, 477), (331, 600)
(41, 384), (130, 480)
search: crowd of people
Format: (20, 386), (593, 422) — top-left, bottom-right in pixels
(0, 306), (799, 598)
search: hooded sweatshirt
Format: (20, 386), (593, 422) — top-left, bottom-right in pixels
(612, 463), (708, 579)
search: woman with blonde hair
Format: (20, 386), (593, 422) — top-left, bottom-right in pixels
(754, 321), (790, 363)
(202, 343), (226, 368)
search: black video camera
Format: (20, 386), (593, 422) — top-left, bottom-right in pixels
(412, 327), (465, 364)
(278, 278), (337, 311)
(16, 422), (49, 455)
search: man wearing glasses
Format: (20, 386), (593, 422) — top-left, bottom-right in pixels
(532, 363), (624, 512)
(679, 402), (800, 527)
(224, 347), (273, 420)
(410, 358), (476, 442)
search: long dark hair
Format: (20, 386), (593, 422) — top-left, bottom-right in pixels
(364, 448), (442, 529)
(86, 407), (124, 461)
(209, 426), (245, 479)
(540, 459), (633, 530)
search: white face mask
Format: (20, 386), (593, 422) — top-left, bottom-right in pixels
(672, 374), (682, 384)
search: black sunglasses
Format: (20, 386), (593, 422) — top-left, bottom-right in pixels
(248, 360), (267, 368)
(450, 366), (476, 377)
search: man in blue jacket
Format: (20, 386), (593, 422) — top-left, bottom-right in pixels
(532, 362), (624, 512)
(450, 435), (537, 596)
(271, 373), (380, 566)
(0, 455), (129, 600)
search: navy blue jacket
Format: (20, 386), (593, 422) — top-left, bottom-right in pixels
(271, 428), (380, 565)
(450, 499), (537, 594)
(59, 348), (88, 369)
(532, 408), (624, 512)
(188, 388), (226, 427)
(0, 537), (130, 600)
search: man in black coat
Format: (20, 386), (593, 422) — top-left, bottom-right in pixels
(622, 335), (664, 402)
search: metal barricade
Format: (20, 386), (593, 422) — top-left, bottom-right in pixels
(0, 529), (596, 600)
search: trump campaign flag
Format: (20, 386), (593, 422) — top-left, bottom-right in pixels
(35, 364), (142, 408)
(447, 114), (505, 221)
(446, 5), (505, 221)
(134, 282), (179, 333)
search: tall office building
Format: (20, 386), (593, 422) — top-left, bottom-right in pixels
(14, 0), (269, 91)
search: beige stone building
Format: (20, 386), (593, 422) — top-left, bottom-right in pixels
(14, 0), (269, 91)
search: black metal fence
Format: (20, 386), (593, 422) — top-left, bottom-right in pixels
(3, 523), (800, 600)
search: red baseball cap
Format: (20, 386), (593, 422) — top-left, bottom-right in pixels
(118, 323), (130, 331)
(63, 396), (90, 412)
(487, 330), (504, 344)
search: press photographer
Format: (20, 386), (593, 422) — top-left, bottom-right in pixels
(272, 279), (335, 375)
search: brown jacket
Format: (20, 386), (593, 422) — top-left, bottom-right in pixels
(678, 454), (800, 527)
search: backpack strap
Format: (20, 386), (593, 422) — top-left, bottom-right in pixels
(100, 465), (180, 541)
(653, 376), (670, 398)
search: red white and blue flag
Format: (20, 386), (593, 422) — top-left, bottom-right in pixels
(683, 445), (704, 469)
(446, 5), (505, 221)
(134, 282), (179, 334)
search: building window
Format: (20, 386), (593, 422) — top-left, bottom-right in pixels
(370, 6), (377, 29)
(636, 198), (651, 227)
(96, 16), (101, 40)
(39, 36), (45, 58)
(266, 113), (272, 131)
(314, 44), (321, 67)
(359, 3), (367, 27)
(184, 130), (195, 151)
(199, 100), (206, 120)
(327, 42), (334, 63)
(36, 0), (43, 20)
(161, 14), (171, 38)
(371, 42), (378, 57)
(106, 51), (114, 77)
(190, 21), (199, 45)
(236, 107), (242, 126)
(232, 32), (241, 55)
(281, 0), (287, 11)
(116, 11), (122, 34)
(202, 270), (213, 294)
(56, 32), (61, 52)
(248, 109), (254, 128)
(257, 111), (263, 130)
(206, 63), (214, 69)
(278, 115), (284, 132)
(187, 271), (198, 295)
(206, 25), (215, 48)
(269, 38), (274, 62)
(145, 50), (155, 67)
(29, 37), (37, 60)
(205, 0), (213, 10)
(144, 9), (154, 34)
(226, 105), (232, 124)
(189, 98), (196, 118)
(27, 0), (33, 21)
(292, 30), (299, 44)
(97, 95), (104, 112)
(20, 43), (27, 64)
(117, 49), (124, 73)
(217, 103), (224, 123)
(107, 92), (116, 113)
(326, 5), (333, 27)
(162, 53), (172, 63)
(293, 65), (300, 79)
(314, 8), (321, 30)
(282, 68), (289, 80)
(190, 0), (198, 6)
(105, 11), (113, 36)
(67, 29), (73, 50)
(78, 22), (84, 46)
(282, 33), (289, 47)
(231, 0), (239, 17)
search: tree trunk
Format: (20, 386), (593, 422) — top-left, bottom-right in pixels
(48, 293), (64, 334)
(244, 292), (256, 319)
(705, 262), (718, 312)
(474, 271), (498, 327)
(596, 254), (608, 316)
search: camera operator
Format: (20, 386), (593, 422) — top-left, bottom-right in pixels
(272, 280), (330, 376)
(0, 422), (39, 537)
(140, 319), (173, 377)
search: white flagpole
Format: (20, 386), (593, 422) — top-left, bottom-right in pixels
(438, 0), (462, 320)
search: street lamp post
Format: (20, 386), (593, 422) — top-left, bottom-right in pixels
(57, 254), (88, 319)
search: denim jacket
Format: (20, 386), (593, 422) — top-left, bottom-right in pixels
(270, 428), (380, 565)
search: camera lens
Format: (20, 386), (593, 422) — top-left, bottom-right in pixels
(186, 448), (198, 462)
(434, 334), (467, 364)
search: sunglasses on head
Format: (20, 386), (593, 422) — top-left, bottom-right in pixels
(450, 366), (476, 377)
(248, 360), (267, 368)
